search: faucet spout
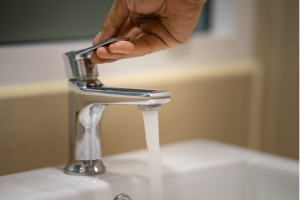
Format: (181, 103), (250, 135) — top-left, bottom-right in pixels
(70, 80), (170, 106)
(65, 80), (170, 175)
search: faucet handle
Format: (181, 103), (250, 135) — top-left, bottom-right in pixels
(63, 38), (129, 81)
(74, 38), (129, 60)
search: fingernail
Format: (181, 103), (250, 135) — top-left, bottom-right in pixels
(92, 31), (101, 45)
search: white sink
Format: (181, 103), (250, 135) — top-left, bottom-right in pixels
(0, 139), (298, 200)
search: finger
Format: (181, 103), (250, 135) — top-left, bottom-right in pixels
(125, 27), (143, 40)
(91, 51), (145, 64)
(130, 13), (158, 25)
(109, 32), (169, 55)
(90, 53), (117, 64)
(92, 32), (166, 62)
(109, 18), (182, 55)
(116, 15), (143, 40)
(139, 18), (181, 48)
(96, 46), (145, 59)
(116, 16), (135, 37)
(93, 0), (130, 45)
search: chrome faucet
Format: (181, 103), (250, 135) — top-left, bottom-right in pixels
(62, 38), (171, 175)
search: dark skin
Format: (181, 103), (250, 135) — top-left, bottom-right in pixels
(91, 0), (207, 64)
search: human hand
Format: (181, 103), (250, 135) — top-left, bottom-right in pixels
(91, 0), (207, 64)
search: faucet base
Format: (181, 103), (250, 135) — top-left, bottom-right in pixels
(64, 159), (105, 176)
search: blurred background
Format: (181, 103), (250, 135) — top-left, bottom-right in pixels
(0, 0), (298, 176)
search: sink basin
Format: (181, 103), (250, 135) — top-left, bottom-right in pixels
(0, 139), (298, 200)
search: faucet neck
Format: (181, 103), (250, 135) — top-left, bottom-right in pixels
(63, 38), (130, 81)
(63, 51), (99, 81)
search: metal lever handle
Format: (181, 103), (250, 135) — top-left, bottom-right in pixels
(63, 37), (129, 80)
(74, 38), (129, 60)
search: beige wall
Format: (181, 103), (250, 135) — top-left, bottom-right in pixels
(255, 0), (299, 159)
(0, 68), (252, 176)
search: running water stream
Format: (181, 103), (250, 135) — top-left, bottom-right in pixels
(142, 109), (163, 200)
(77, 104), (106, 161)
(79, 104), (163, 199)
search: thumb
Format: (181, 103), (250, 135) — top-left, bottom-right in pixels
(93, 0), (130, 45)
